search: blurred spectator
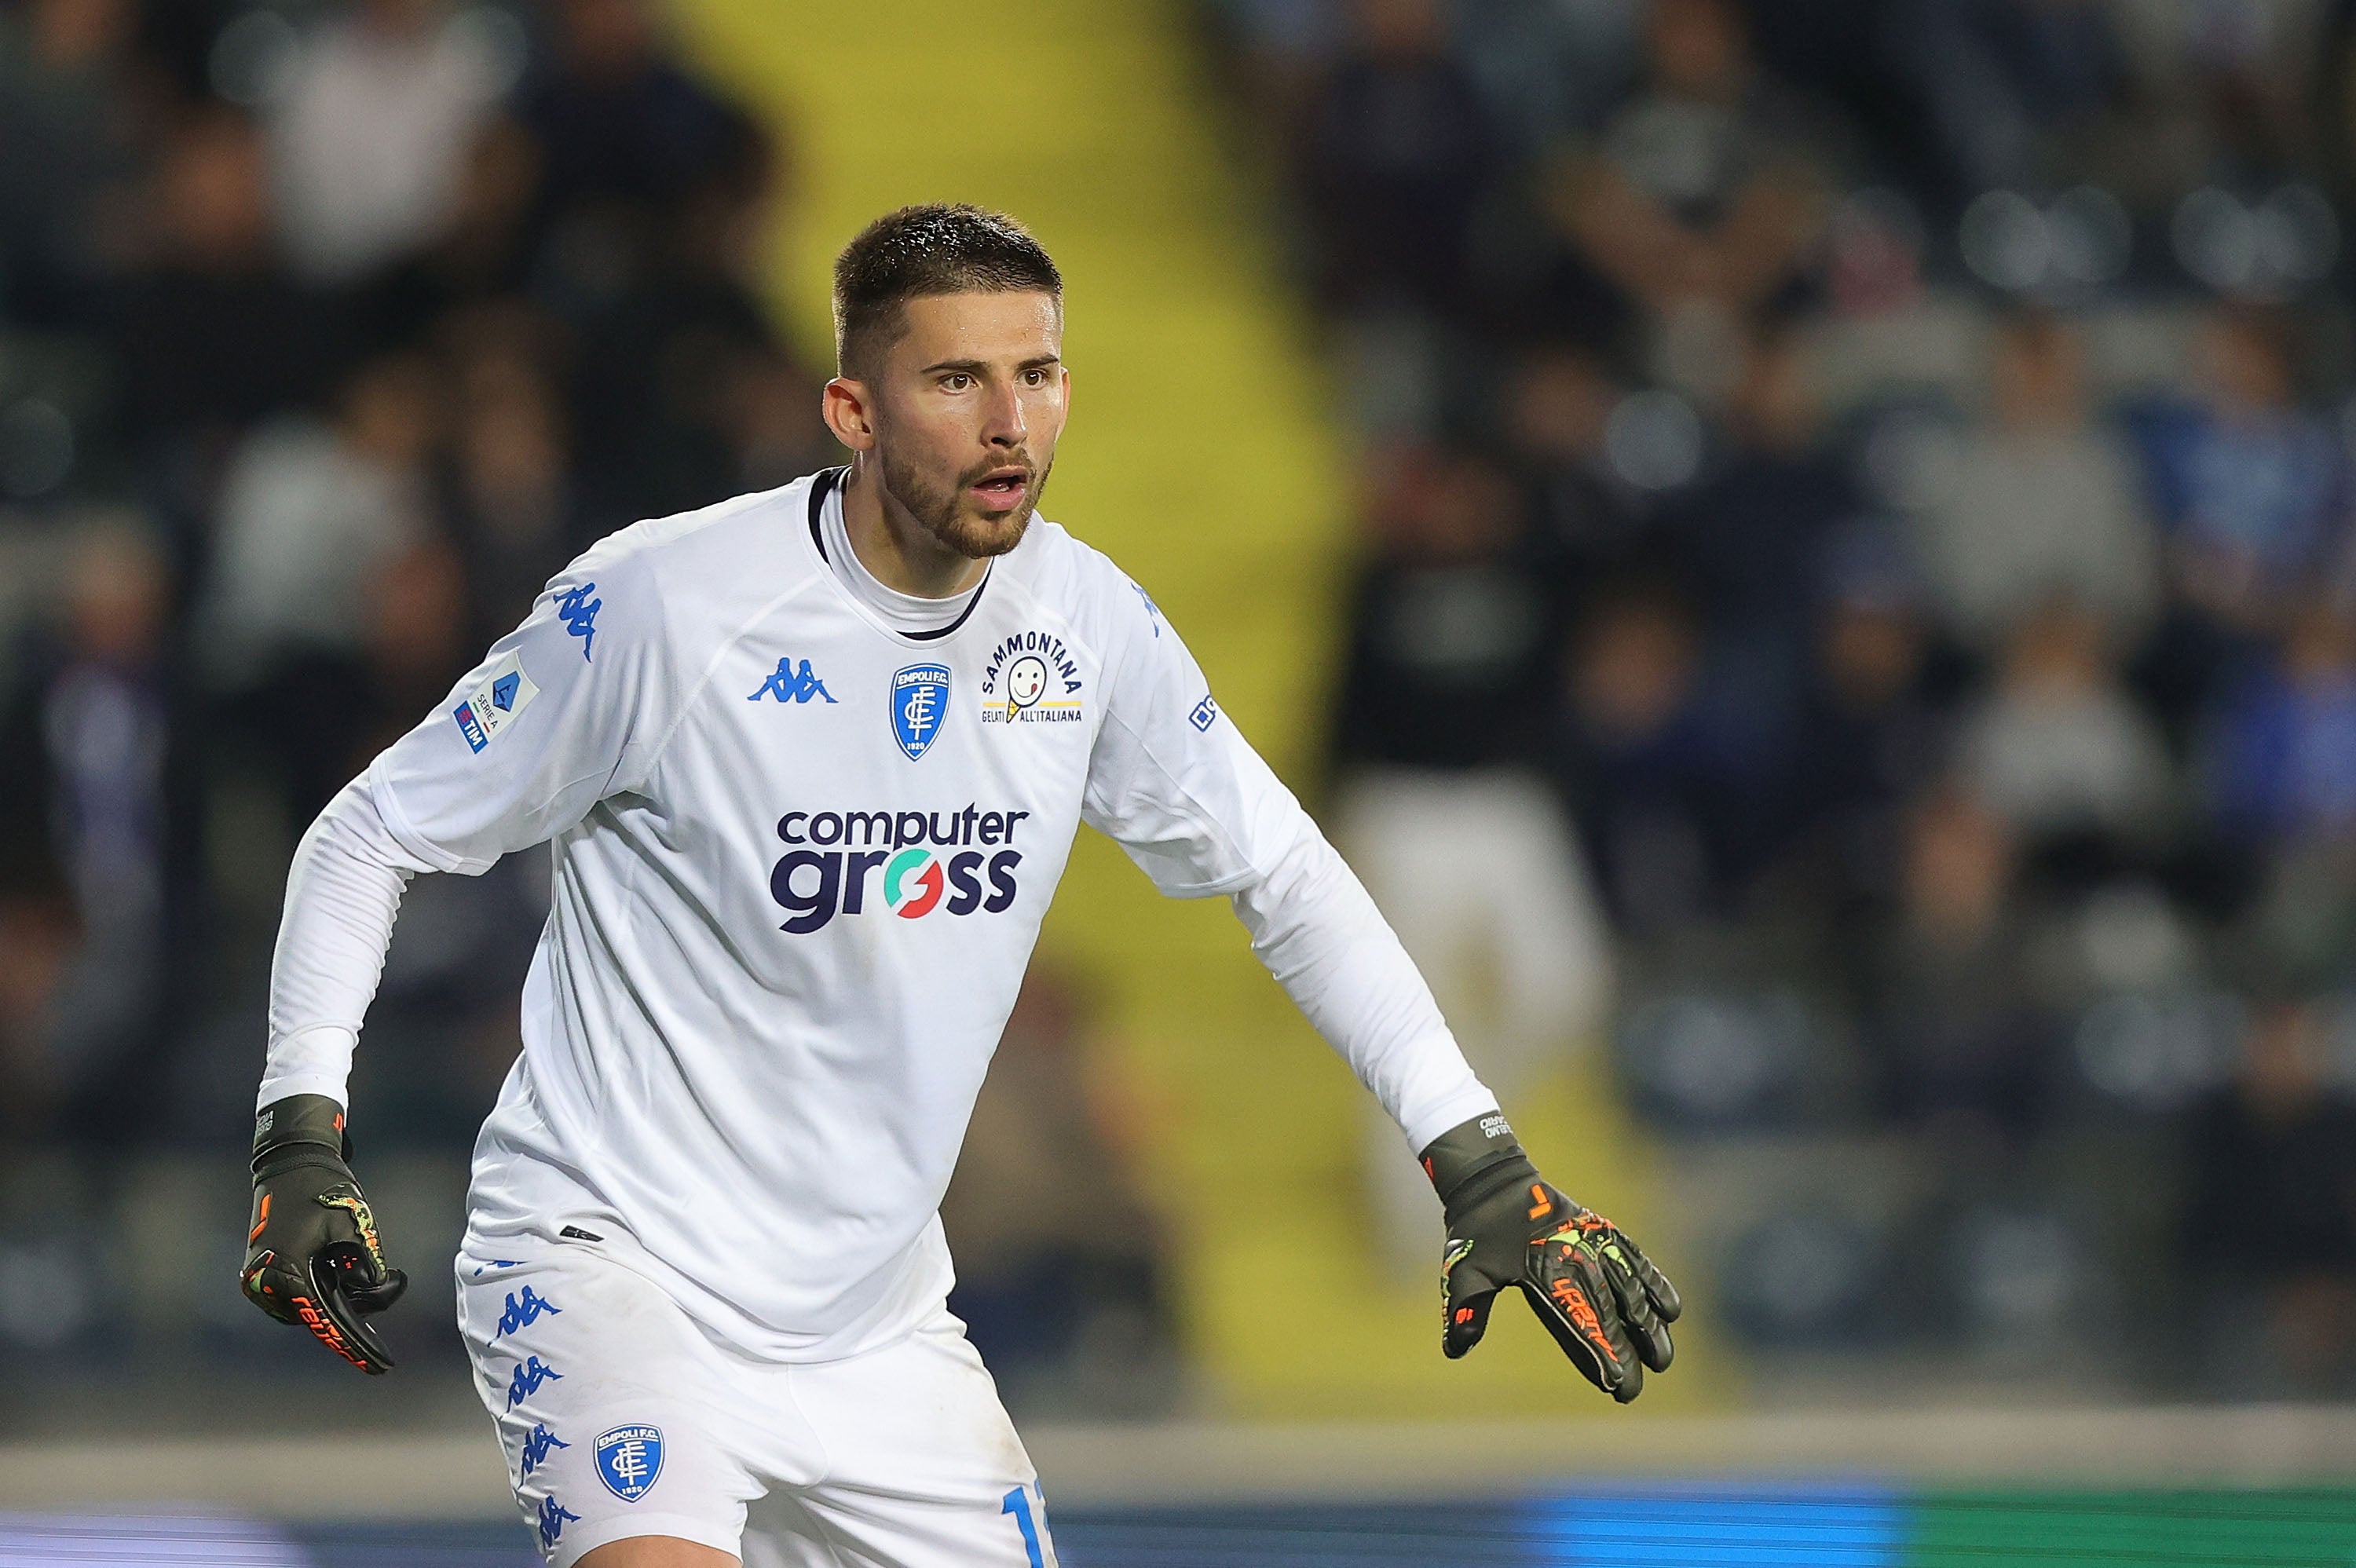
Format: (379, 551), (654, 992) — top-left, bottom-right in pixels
(0, 524), (175, 1138)
(1541, 0), (1834, 334)
(1498, 345), (1647, 574)
(1300, 0), (1497, 316)
(1333, 445), (1561, 773)
(1776, 534), (1952, 916)
(1330, 444), (1612, 1272)
(941, 967), (1177, 1416)
(1908, 313), (2161, 650)
(522, 0), (772, 291)
(200, 351), (442, 823)
(106, 107), (347, 476)
(266, 0), (516, 285)
(1959, 598), (2175, 852)
(2181, 996), (2356, 1394)
(1892, 0), (2128, 196)
(1665, 320), (1861, 656)
(0, 0), (145, 326)
(1553, 576), (1776, 929)
(445, 327), (580, 640)
(2202, 595), (2356, 844)
(1863, 786), (2056, 1139)
(2139, 308), (2347, 636)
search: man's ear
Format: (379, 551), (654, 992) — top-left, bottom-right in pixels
(822, 377), (876, 452)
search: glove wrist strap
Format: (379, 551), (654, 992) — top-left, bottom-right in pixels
(253, 1093), (350, 1175)
(1420, 1112), (1535, 1209)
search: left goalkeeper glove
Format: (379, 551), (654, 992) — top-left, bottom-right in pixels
(1423, 1113), (1681, 1403)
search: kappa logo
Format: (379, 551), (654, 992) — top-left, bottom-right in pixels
(507, 1355), (564, 1408)
(1132, 582), (1164, 638)
(537, 1495), (580, 1550)
(750, 656), (836, 704)
(596, 1425), (665, 1503)
(495, 1286), (561, 1339)
(520, 1423), (569, 1477)
(891, 663), (951, 760)
(556, 582), (601, 660)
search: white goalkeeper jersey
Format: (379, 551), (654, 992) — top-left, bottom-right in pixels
(259, 470), (1497, 1361)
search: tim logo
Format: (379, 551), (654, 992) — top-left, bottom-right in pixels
(891, 663), (951, 760)
(596, 1425), (664, 1503)
(750, 657), (836, 704)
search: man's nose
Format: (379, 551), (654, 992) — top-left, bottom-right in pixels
(981, 379), (1027, 447)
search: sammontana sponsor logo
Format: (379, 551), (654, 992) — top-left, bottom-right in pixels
(980, 630), (1083, 725)
(770, 805), (1030, 934)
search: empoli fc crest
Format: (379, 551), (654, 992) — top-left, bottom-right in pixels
(891, 663), (952, 761)
(595, 1424), (664, 1503)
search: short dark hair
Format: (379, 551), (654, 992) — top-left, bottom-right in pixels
(832, 204), (1062, 378)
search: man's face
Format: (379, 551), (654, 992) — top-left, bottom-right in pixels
(861, 290), (1068, 561)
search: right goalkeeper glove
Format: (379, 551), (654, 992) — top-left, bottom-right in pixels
(1424, 1113), (1680, 1402)
(240, 1094), (407, 1373)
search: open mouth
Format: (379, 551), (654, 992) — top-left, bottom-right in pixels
(969, 469), (1030, 510)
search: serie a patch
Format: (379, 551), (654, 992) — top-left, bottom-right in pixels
(453, 649), (540, 754)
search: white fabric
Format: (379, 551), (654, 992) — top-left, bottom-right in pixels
(259, 471), (1496, 1362)
(457, 1244), (1057, 1568)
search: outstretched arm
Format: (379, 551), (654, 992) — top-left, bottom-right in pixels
(1085, 572), (1680, 1399)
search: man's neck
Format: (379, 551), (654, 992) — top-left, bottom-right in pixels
(840, 459), (988, 599)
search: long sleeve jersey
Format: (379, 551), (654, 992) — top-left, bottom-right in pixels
(259, 470), (1498, 1360)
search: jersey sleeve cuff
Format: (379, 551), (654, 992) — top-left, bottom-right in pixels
(1398, 1083), (1505, 1158)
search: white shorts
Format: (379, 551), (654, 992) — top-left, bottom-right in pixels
(455, 1244), (1059, 1568)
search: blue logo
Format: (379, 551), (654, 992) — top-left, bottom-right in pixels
(750, 657), (838, 704)
(536, 1494), (580, 1550)
(507, 1355), (563, 1408)
(1133, 582), (1163, 638)
(454, 702), (488, 752)
(519, 1423), (569, 1477)
(496, 1286), (561, 1339)
(492, 671), (521, 711)
(596, 1425), (664, 1503)
(1190, 695), (1220, 733)
(556, 582), (601, 660)
(891, 663), (952, 761)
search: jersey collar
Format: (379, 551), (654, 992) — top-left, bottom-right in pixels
(807, 466), (991, 645)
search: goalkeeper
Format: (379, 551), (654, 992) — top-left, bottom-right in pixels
(241, 203), (1677, 1568)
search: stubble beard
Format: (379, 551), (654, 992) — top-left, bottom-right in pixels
(877, 447), (1052, 561)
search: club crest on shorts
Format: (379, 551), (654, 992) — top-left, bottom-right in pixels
(890, 663), (952, 761)
(595, 1424), (664, 1502)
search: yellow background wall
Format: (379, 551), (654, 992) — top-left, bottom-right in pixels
(666, 0), (1708, 1418)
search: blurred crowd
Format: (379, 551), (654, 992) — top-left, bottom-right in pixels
(1215, 0), (2356, 1394)
(0, 0), (832, 1153)
(0, 0), (1183, 1410)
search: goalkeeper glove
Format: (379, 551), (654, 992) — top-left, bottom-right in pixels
(1423, 1113), (1681, 1403)
(240, 1094), (407, 1374)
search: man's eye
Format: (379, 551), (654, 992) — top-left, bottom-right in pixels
(1023, 369), (1047, 386)
(942, 374), (972, 391)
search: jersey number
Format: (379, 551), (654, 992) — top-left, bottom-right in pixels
(1001, 1485), (1046, 1568)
